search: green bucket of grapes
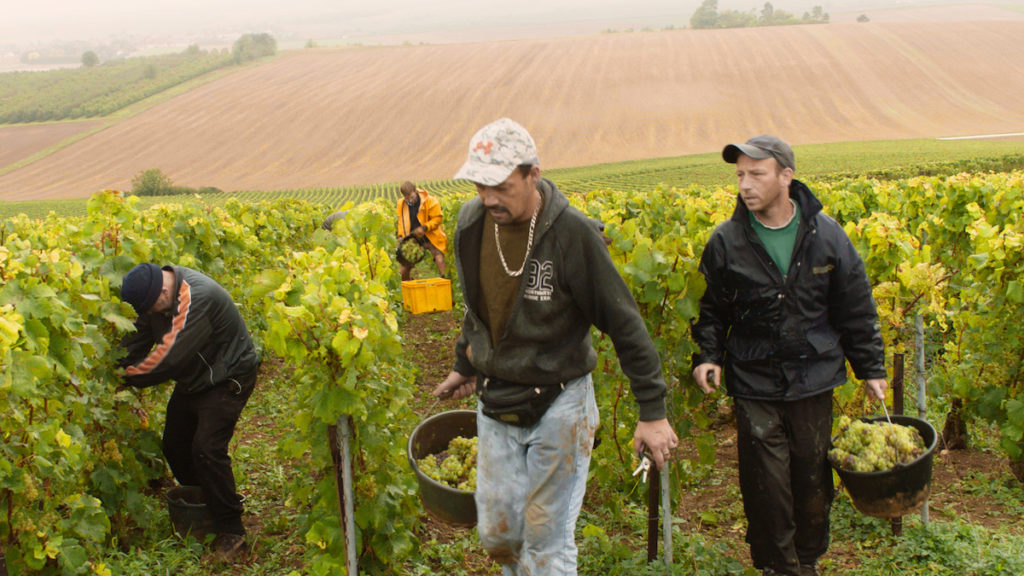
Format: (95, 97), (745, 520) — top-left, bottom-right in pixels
(829, 415), (938, 518)
(407, 409), (478, 527)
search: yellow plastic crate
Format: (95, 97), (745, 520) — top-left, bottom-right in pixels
(401, 278), (453, 314)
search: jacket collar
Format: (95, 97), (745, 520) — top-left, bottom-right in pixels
(730, 178), (823, 226)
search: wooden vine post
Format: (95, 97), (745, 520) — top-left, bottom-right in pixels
(646, 461), (673, 572)
(890, 353), (904, 536)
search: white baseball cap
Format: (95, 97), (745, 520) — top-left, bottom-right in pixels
(454, 118), (540, 186)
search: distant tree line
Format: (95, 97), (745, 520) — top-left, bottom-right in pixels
(19, 38), (140, 66)
(232, 33), (277, 64)
(131, 168), (223, 197)
(690, 0), (829, 29)
(0, 34), (277, 125)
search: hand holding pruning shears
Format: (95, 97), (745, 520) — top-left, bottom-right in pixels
(432, 371), (476, 401)
(633, 419), (678, 470)
(693, 363), (721, 394)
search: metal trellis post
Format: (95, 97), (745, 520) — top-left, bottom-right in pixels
(328, 415), (358, 575)
(915, 313), (930, 525)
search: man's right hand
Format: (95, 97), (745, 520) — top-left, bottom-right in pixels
(692, 363), (721, 394)
(433, 371), (476, 400)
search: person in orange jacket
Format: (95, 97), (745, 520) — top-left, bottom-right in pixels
(396, 181), (448, 280)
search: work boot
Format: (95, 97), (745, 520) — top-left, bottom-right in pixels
(762, 568), (803, 576)
(799, 563), (820, 576)
(212, 532), (249, 563)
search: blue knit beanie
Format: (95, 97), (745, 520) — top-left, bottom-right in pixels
(121, 263), (163, 314)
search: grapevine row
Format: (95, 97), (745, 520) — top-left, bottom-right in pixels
(1, 171), (1022, 574)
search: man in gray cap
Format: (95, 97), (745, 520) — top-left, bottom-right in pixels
(432, 118), (678, 575)
(691, 135), (888, 576)
(119, 263), (260, 562)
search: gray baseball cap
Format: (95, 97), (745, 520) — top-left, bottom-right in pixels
(454, 118), (540, 186)
(722, 134), (795, 171)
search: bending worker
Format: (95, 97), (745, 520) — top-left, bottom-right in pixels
(118, 263), (260, 563)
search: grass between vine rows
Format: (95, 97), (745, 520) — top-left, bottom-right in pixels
(98, 301), (1024, 575)
(3, 138), (1022, 220)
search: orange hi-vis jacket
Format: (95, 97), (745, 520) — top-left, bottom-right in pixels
(396, 188), (448, 253)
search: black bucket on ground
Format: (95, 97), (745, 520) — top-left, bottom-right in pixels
(165, 485), (216, 539)
(831, 415), (938, 518)
(407, 409), (477, 527)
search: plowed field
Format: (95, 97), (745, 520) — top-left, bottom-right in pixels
(2, 20), (1024, 200)
(0, 120), (103, 171)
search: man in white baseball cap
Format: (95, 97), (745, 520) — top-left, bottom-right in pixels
(453, 117), (541, 186)
(435, 118), (678, 575)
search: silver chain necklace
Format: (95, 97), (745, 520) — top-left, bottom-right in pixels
(494, 197), (541, 277)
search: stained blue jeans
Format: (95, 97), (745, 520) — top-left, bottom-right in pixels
(475, 374), (599, 576)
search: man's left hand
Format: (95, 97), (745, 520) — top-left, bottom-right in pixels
(633, 418), (679, 470)
(412, 227), (426, 238)
(865, 378), (888, 401)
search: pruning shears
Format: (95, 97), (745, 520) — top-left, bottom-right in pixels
(427, 387), (454, 414)
(632, 445), (653, 483)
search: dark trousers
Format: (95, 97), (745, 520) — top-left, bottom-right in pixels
(734, 391), (834, 576)
(162, 367), (258, 535)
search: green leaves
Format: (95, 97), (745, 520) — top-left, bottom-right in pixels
(4, 171), (1024, 573)
(0, 190), (330, 574)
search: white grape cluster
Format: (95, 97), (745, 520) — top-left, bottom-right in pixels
(400, 239), (426, 263)
(416, 435), (478, 492)
(829, 415), (925, 473)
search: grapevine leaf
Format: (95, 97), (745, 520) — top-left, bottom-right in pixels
(252, 270), (288, 300)
(102, 310), (138, 333)
(1007, 280), (1024, 304)
(1004, 399), (1024, 442)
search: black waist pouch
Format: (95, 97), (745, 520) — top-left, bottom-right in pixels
(479, 376), (565, 428)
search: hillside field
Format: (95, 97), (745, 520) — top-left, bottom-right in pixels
(1, 20), (1023, 200)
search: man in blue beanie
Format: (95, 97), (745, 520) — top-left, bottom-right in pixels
(119, 263), (260, 563)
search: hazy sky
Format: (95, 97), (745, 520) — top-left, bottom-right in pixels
(0, 0), (906, 48)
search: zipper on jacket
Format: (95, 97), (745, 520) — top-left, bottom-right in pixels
(198, 352), (215, 387)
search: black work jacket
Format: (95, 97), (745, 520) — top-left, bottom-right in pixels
(690, 180), (886, 401)
(120, 266), (259, 395)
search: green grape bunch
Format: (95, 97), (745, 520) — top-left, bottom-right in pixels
(417, 436), (478, 491)
(829, 415), (926, 473)
(400, 237), (427, 264)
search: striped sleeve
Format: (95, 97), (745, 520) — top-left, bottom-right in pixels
(123, 279), (210, 388)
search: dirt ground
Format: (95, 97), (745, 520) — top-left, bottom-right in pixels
(4, 19), (1024, 200)
(399, 309), (1024, 574)
(0, 120), (103, 169)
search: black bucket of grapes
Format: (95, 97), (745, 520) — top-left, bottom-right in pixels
(831, 415), (938, 518)
(407, 409), (477, 527)
(166, 485), (216, 539)
(396, 234), (427, 268)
